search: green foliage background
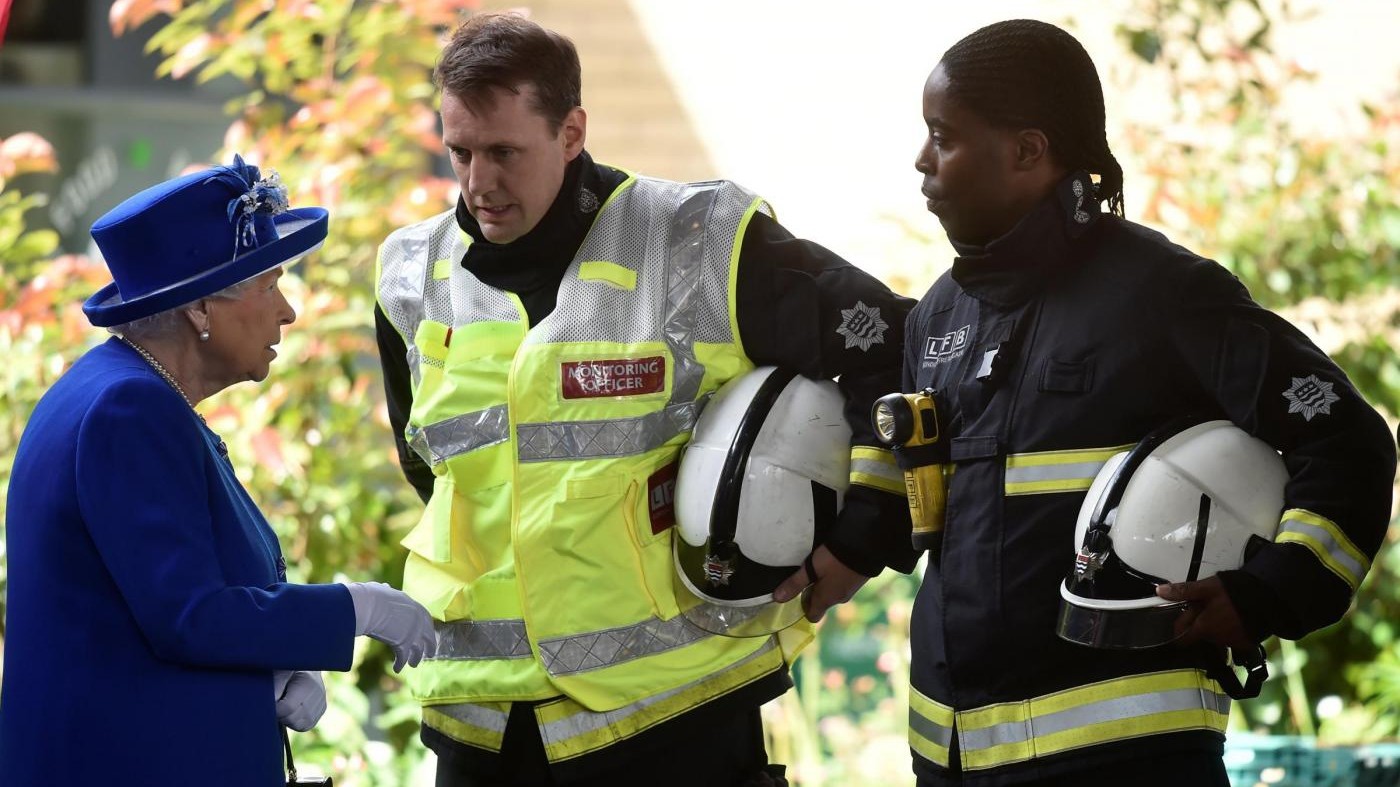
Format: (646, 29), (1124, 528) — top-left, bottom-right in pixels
(0, 1), (1396, 784)
(1112, 0), (1400, 746)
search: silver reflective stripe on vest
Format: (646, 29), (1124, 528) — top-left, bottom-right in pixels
(537, 639), (777, 748)
(663, 184), (718, 404)
(431, 700), (510, 733)
(538, 613), (713, 676)
(407, 345), (435, 390)
(516, 400), (701, 462)
(958, 687), (1232, 755)
(407, 404), (511, 466)
(378, 226), (432, 347)
(431, 618), (532, 661)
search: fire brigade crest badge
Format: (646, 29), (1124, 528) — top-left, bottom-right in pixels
(703, 553), (735, 586)
(836, 301), (888, 352)
(1282, 374), (1340, 421)
(577, 187), (599, 214)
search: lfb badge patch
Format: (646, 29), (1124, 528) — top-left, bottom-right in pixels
(1282, 374), (1340, 421)
(647, 462), (678, 535)
(836, 301), (889, 351)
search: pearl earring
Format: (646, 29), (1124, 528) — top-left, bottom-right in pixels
(199, 329), (210, 342)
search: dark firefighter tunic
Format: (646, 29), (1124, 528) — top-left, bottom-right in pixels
(375, 151), (918, 780)
(901, 171), (1396, 785)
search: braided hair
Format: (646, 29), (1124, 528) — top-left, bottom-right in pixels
(939, 19), (1124, 217)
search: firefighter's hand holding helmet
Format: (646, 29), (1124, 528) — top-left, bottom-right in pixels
(673, 367), (867, 634)
(1155, 576), (1252, 651)
(1056, 419), (1286, 699)
(772, 545), (869, 623)
(1056, 419), (1285, 654)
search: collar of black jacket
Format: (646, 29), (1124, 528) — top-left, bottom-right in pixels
(948, 170), (1103, 308)
(454, 150), (626, 294)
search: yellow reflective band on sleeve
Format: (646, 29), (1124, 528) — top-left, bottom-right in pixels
(577, 260), (638, 291)
(422, 701), (511, 753)
(851, 446), (904, 495)
(534, 639), (782, 763)
(432, 258), (453, 280)
(955, 669), (1230, 771)
(909, 686), (955, 768)
(1277, 508), (1370, 591)
(1003, 445), (1133, 496)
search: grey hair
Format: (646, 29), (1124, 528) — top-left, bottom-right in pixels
(108, 276), (261, 342)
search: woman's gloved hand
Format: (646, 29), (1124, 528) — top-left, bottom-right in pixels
(343, 581), (437, 671)
(273, 670), (327, 732)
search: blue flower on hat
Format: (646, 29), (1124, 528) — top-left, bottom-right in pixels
(205, 154), (293, 255)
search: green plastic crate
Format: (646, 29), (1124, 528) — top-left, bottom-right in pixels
(1351, 744), (1400, 787)
(1225, 735), (1400, 787)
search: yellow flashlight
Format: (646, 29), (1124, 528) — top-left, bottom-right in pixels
(872, 390), (947, 553)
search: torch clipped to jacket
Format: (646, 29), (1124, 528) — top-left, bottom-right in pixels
(872, 389), (949, 555)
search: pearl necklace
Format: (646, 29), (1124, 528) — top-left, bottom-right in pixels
(118, 335), (206, 425)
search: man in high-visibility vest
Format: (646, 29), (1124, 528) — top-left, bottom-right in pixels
(373, 12), (919, 786)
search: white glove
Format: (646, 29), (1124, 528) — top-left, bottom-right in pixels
(344, 581), (437, 672)
(273, 670), (327, 732)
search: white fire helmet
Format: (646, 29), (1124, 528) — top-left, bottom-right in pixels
(1057, 419), (1288, 650)
(673, 366), (851, 637)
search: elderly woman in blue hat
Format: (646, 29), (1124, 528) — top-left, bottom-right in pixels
(0, 157), (436, 786)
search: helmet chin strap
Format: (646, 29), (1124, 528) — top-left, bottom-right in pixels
(1206, 642), (1269, 700)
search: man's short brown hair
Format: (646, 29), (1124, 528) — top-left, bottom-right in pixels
(434, 13), (582, 133)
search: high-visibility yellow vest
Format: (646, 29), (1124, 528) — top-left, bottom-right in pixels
(376, 176), (811, 760)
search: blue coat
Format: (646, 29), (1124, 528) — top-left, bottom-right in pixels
(0, 339), (356, 786)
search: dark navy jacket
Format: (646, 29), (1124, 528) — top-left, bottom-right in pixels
(1, 338), (356, 786)
(903, 173), (1396, 785)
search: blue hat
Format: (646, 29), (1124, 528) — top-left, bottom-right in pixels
(83, 154), (328, 327)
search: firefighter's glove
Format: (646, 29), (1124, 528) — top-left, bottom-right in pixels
(344, 581), (438, 671)
(274, 669), (327, 732)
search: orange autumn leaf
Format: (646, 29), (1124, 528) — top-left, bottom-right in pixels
(109, 0), (184, 36)
(0, 132), (58, 178)
(167, 32), (215, 79)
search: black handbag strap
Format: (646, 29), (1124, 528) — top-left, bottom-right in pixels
(282, 725), (299, 783)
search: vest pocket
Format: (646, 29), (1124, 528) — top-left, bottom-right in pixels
(408, 320), (452, 433)
(409, 319), (519, 435)
(622, 477), (682, 621)
(546, 474), (675, 624)
(401, 480), (471, 621)
(403, 475), (516, 623)
(402, 476), (493, 567)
